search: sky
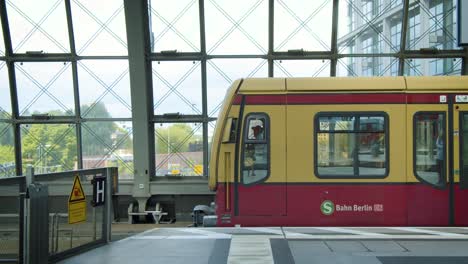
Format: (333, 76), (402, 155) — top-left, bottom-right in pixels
(0, 0), (462, 120)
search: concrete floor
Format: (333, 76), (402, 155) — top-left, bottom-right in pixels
(59, 226), (468, 264)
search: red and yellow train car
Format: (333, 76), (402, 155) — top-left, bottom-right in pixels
(209, 76), (468, 226)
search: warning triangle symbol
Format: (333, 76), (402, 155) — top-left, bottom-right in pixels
(69, 175), (86, 202)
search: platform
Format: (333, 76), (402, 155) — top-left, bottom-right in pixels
(58, 226), (468, 264)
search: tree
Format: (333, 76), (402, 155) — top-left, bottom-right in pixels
(21, 123), (77, 172)
(155, 124), (202, 154)
(0, 145), (14, 164)
(81, 102), (115, 156)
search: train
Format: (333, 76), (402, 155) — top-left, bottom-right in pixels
(208, 76), (468, 226)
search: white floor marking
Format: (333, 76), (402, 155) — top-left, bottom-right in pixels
(312, 227), (390, 237)
(133, 235), (229, 240)
(177, 228), (232, 238)
(227, 235), (274, 264)
(116, 227), (160, 243)
(124, 227), (468, 241)
(129, 228), (231, 240)
(389, 227), (468, 237)
(243, 227), (284, 235)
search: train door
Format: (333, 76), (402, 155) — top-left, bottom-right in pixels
(235, 103), (287, 217)
(407, 101), (449, 225)
(453, 97), (468, 225)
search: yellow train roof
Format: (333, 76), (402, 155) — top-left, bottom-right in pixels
(238, 76), (468, 93)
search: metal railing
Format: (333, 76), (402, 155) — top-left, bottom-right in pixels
(0, 176), (25, 264)
(0, 167), (117, 264)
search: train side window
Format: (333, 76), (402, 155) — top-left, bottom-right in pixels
(315, 113), (388, 178)
(242, 113), (269, 184)
(222, 118), (237, 143)
(413, 113), (445, 188)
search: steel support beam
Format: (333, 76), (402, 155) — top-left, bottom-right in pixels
(199, 0), (209, 177)
(123, 0), (153, 211)
(0, 0), (22, 176)
(398, 0), (410, 76)
(268, 0), (274, 77)
(64, 0), (83, 170)
(330, 0), (339, 76)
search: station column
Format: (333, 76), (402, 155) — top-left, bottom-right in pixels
(123, 0), (154, 213)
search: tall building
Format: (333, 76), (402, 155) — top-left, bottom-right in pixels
(338, 0), (461, 76)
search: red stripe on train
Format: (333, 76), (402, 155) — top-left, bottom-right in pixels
(215, 183), (468, 227)
(233, 94), (448, 105)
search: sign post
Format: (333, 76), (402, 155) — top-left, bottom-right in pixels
(92, 177), (106, 207)
(68, 175), (87, 224)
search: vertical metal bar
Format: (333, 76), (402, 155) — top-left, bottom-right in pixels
(448, 96), (454, 225)
(54, 215), (58, 253)
(19, 178), (25, 264)
(50, 214), (54, 254)
(398, 0), (410, 76)
(69, 229), (73, 249)
(463, 48), (468, 75)
(330, 0), (339, 76)
(105, 167), (112, 242)
(24, 168), (34, 264)
(93, 207), (97, 241)
(65, 0), (83, 169)
(199, 0), (209, 177)
(268, 0), (274, 77)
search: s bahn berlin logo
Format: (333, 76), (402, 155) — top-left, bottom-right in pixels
(320, 200), (384, 215)
(320, 200), (335, 215)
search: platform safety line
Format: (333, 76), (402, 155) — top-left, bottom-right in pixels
(287, 235), (468, 240)
(239, 227), (314, 238)
(177, 228), (232, 238)
(115, 228), (160, 243)
(311, 227), (391, 237)
(389, 227), (468, 237)
(242, 227), (284, 235)
(133, 235), (230, 240)
(129, 228), (232, 240)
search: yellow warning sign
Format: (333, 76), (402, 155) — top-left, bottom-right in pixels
(69, 175), (86, 202)
(68, 175), (87, 224)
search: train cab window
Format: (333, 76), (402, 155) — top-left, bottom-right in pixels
(315, 113), (388, 178)
(242, 114), (269, 184)
(413, 113), (445, 187)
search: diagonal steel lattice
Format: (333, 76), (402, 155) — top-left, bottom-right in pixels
(342, 56), (400, 77)
(20, 124), (76, 172)
(0, 123), (12, 143)
(339, 0), (401, 54)
(16, 63), (74, 116)
(207, 59), (266, 124)
(0, 62), (11, 118)
(153, 62), (202, 114)
(7, 0), (69, 52)
(150, 0), (200, 52)
(405, 58), (462, 76)
(81, 123), (133, 172)
(79, 61), (131, 117)
(275, 0), (331, 51)
(406, 1), (457, 50)
(155, 123), (203, 175)
(274, 60), (331, 77)
(72, 0), (127, 54)
(207, 0), (266, 54)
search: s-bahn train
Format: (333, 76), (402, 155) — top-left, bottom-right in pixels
(208, 76), (468, 227)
